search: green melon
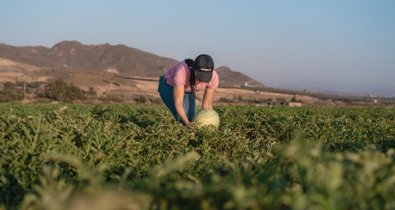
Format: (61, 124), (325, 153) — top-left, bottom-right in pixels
(193, 109), (220, 129)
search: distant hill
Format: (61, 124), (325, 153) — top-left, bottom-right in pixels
(216, 66), (264, 88)
(0, 41), (177, 77)
(0, 41), (265, 87)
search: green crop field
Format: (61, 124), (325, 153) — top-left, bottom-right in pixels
(1, 103), (395, 210)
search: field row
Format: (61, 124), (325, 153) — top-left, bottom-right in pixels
(1, 104), (394, 210)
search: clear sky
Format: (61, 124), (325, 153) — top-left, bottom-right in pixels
(1, 0), (394, 95)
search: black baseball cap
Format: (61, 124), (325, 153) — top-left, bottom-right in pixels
(194, 54), (214, 82)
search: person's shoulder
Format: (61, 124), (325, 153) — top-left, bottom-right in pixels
(172, 60), (190, 85)
(212, 70), (219, 81)
(213, 69), (219, 77)
(167, 60), (188, 76)
(206, 70), (219, 89)
(176, 60), (189, 72)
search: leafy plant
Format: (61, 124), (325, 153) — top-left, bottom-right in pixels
(0, 104), (394, 209)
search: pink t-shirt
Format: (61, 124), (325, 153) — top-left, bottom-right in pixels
(163, 60), (219, 92)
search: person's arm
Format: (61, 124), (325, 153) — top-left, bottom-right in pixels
(202, 88), (215, 110)
(173, 85), (190, 125)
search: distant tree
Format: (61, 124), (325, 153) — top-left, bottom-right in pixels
(65, 84), (85, 100)
(44, 79), (86, 101)
(44, 79), (68, 101)
(0, 82), (24, 102)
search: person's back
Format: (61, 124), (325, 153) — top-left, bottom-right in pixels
(158, 54), (219, 125)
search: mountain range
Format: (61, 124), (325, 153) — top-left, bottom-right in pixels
(0, 41), (264, 88)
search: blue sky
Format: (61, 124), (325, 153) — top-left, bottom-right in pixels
(1, 0), (394, 95)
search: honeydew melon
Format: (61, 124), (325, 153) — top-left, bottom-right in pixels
(193, 109), (220, 129)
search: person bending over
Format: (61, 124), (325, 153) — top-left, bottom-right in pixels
(158, 54), (219, 125)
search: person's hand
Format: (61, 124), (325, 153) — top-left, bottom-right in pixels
(186, 121), (195, 127)
(180, 120), (191, 126)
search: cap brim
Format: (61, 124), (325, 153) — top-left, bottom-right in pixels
(196, 70), (213, 82)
